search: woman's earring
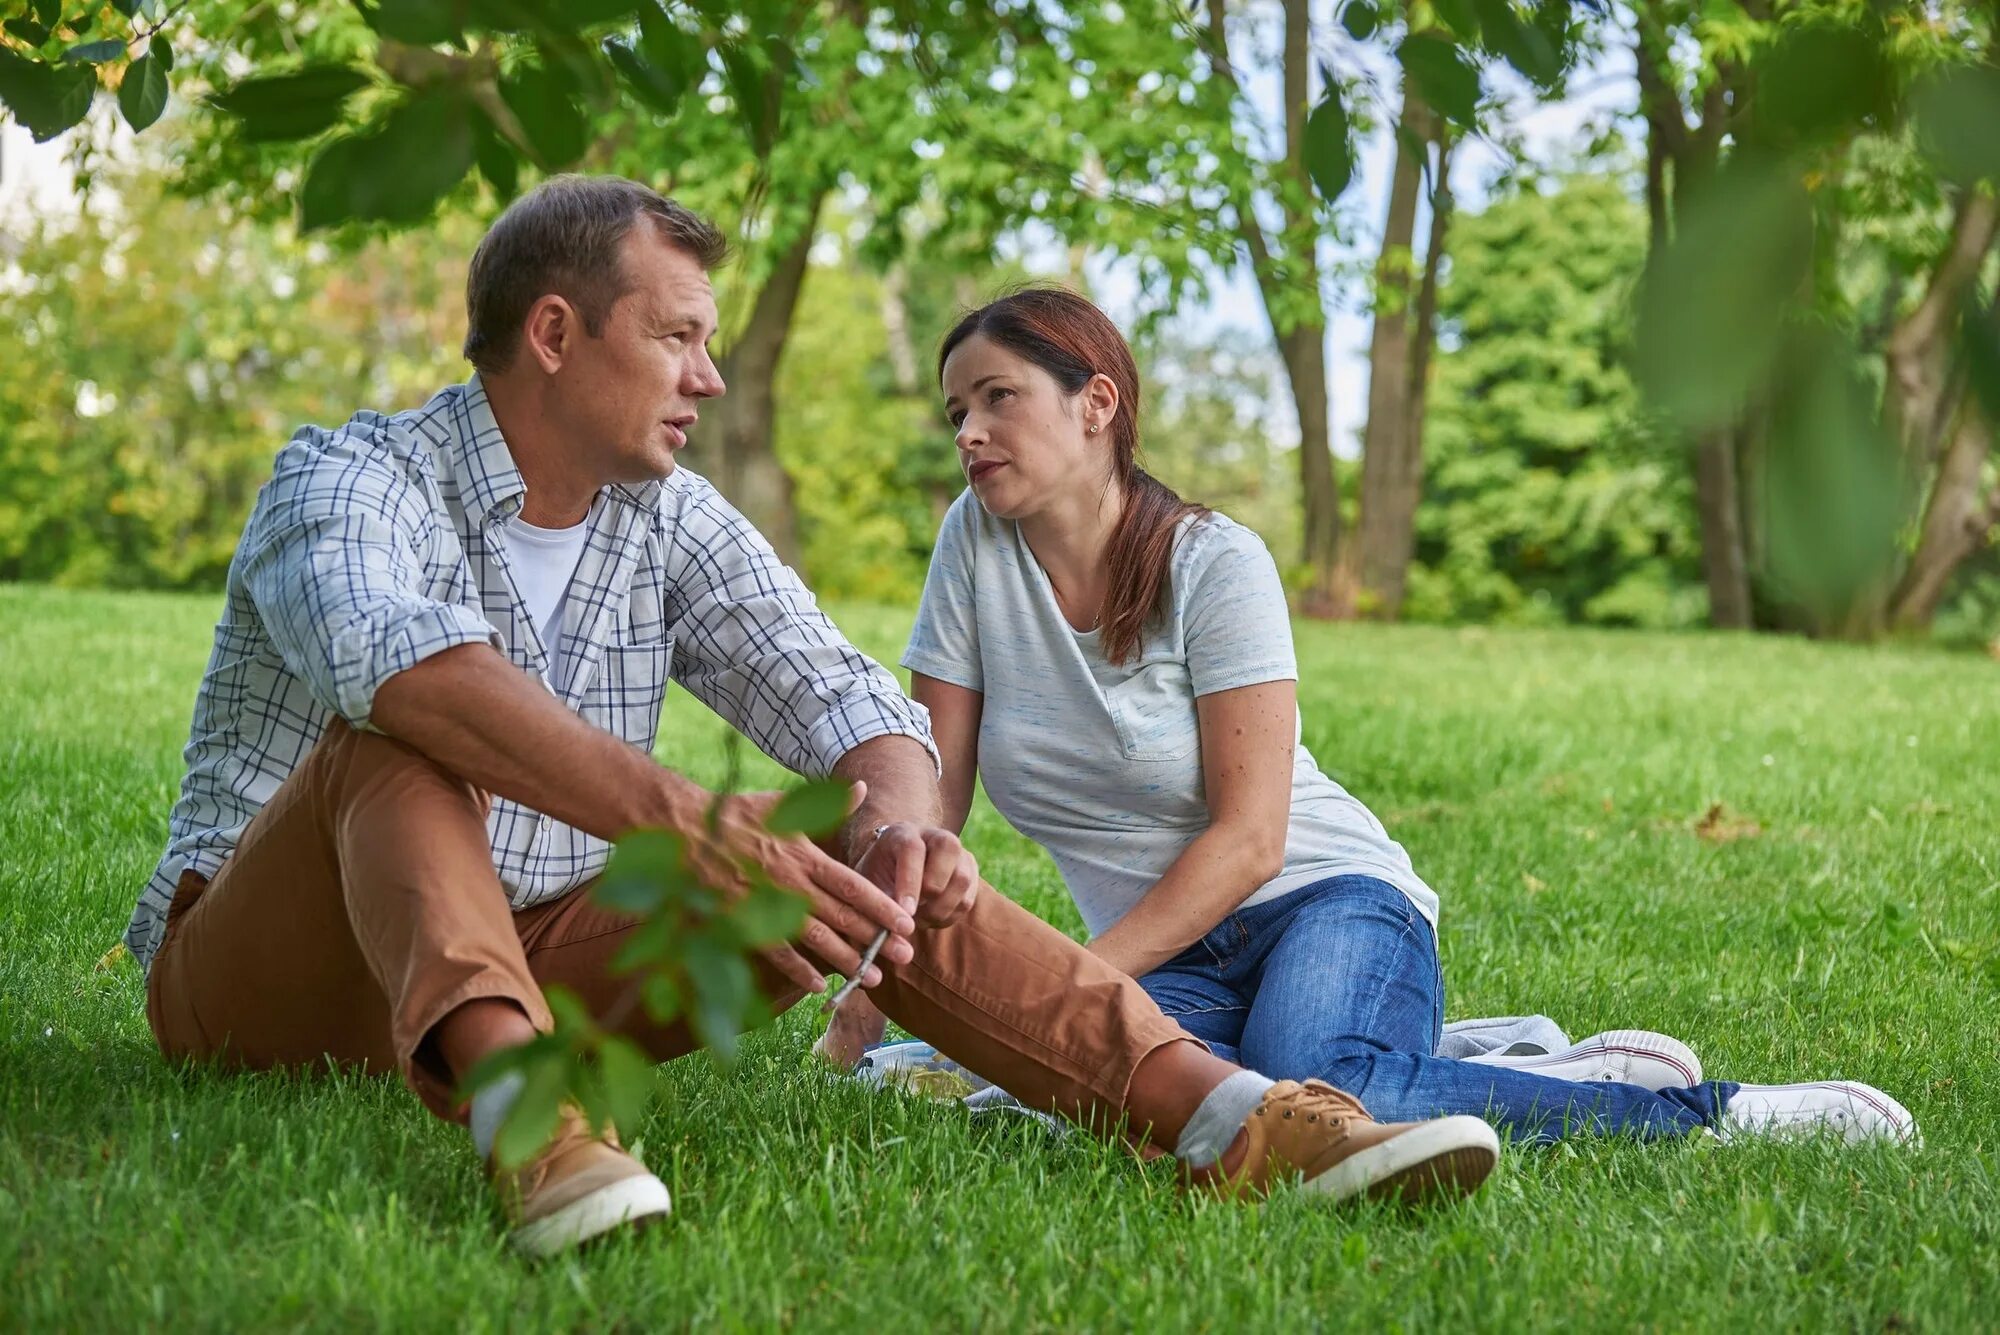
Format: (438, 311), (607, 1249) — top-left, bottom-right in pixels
(1089, 424), (1101, 434)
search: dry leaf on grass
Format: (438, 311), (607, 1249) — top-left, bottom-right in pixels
(1693, 803), (1762, 843)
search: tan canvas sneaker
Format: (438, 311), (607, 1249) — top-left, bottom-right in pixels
(493, 1105), (673, 1257)
(1201, 1079), (1500, 1205)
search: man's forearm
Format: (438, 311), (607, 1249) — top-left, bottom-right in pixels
(832, 734), (943, 863)
(369, 643), (708, 841)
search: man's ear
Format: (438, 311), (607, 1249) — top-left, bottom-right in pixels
(520, 295), (577, 374)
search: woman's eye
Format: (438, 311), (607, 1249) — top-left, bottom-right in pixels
(948, 412), (965, 429)
(988, 387), (1012, 405)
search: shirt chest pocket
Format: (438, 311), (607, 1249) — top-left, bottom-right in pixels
(1104, 659), (1199, 762)
(580, 635), (673, 756)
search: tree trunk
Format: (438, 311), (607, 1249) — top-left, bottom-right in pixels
(1888, 408), (1999, 628)
(879, 263), (921, 396)
(1352, 93), (1448, 620)
(1201, 0), (1343, 609)
(1275, 322), (1341, 612)
(700, 195), (827, 568)
(1873, 196), (2000, 630)
(1693, 427), (1755, 628)
(1885, 196), (1999, 464)
(1637, 3), (1757, 629)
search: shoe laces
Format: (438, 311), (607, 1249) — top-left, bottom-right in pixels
(1254, 1079), (1368, 1141)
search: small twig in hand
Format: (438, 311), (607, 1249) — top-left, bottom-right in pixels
(822, 927), (889, 1014)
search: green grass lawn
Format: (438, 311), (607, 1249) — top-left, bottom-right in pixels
(3, 583), (1997, 1329)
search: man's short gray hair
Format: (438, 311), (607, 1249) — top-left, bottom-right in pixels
(463, 174), (728, 375)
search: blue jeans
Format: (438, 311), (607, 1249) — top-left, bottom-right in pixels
(1137, 876), (1736, 1144)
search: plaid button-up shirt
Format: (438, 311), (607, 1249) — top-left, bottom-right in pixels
(127, 376), (935, 972)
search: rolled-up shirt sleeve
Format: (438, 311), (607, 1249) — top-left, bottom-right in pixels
(239, 434), (500, 730)
(662, 478), (938, 778)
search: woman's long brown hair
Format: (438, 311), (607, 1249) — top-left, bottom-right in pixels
(940, 287), (1209, 666)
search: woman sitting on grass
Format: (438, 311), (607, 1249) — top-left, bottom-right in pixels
(824, 286), (1916, 1148)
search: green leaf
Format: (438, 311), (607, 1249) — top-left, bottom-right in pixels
(152, 35), (172, 72)
(1432, 0), (1481, 42)
(595, 1035), (655, 1138)
(684, 947), (754, 1065)
(1634, 157), (1812, 430)
(35, 0), (64, 26)
(718, 36), (778, 157)
(492, 1048), (572, 1169)
(362, 0), (462, 46)
(0, 50), (95, 143)
(607, 913), (676, 978)
(298, 89), (476, 230)
(604, 37), (683, 116)
(1301, 86), (1353, 203)
(499, 62), (589, 166)
(640, 971), (683, 1024)
(765, 779), (853, 836)
(457, 1032), (538, 1101)
(4, 19), (51, 47)
(596, 828), (692, 913)
(473, 113), (520, 200)
(1751, 21), (1890, 147)
(1471, 0), (1564, 89)
(1958, 294), (2000, 429)
(1396, 32), (1481, 128)
(1914, 64), (2000, 186)
(730, 880), (809, 947)
(212, 65), (371, 143)
(1760, 326), (1908, 623)
(465, 0), (554, 32)
(63, 39), (126, 64)
(604, 1), (701, 117)
(542, 983), (597, 1036)
(1340, 1), (1378, 41)
(566, 0), (646, 22)
(116, 50), (166, 132)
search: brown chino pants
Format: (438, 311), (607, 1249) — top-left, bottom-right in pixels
(146, 721), (1193, 1124)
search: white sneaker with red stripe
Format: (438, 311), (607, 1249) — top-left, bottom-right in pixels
(1466, 1029), (1703, 1091)
(1719, 1081), (1919, 1146)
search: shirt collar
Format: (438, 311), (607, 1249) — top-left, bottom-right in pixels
(448, 373), (667, 523)
(451, 373), (526, 525)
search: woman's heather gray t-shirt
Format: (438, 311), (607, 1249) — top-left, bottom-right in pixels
(903, 492), (1438, 938)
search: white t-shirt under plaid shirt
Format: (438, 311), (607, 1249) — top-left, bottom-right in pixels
(127, 376), (935, 972)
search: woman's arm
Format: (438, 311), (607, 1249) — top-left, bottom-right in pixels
(1084, 679), (1297, 979)
(912, 672), (983, 835)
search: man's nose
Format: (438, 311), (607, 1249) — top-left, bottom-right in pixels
(690, 348), (726, 399)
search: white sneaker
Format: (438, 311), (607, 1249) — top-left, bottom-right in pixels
(1466, 1029), (1703, 1091)
(1720, 1081), (1919, 1146)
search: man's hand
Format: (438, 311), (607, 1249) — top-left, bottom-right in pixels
(692, 792), (916, 996)
(854, 822), (980, 926)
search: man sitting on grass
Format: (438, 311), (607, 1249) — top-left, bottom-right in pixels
(127, 174), (1502, 1256)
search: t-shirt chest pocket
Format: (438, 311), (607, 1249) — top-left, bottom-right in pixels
(1104, 657), (1199, 761)
(581, 635), (673, 756)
